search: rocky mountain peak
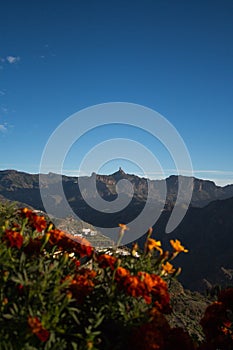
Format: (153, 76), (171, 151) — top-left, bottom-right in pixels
(111, 167), (127, 179)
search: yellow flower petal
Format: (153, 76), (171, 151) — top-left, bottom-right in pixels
(147, 238), (163, 255)
(162, 262), (176, 274)
(170, 239), (188, 253)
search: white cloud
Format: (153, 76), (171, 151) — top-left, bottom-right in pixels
(6, 56), (20, 64)
(0, 55), (20, 69)
(0, 124), (7, 133)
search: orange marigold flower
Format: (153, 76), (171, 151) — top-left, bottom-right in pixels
(3, 230), (23, 249)
(69, 268), (96, 302)
(97, 254), (117, 270)
(125, 273), (147, 301)
(28, 316), (41, 333)
(123, 275), (140, 298)
(21, 207), (33, 217)
(138, 271), (154, 292)
(150, 274), (170, 312)
(32, 215), (47, 232)
(161, 262), (176, 275)
(146, 238), (163, 255)
(170, 239), (188, 253)
(49, 230), (93, 257)
(49, 228), (65, 245)
(116, 269), (170, 309)
(74, 239), (93, 257)
(115, 266), (130, 281)
(21, 208), (47, 232)
(28, 316), (50, 342)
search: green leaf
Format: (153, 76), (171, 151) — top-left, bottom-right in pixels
(2, 314), (14, 319)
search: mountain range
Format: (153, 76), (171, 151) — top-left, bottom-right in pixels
(0, 168), (233, 291)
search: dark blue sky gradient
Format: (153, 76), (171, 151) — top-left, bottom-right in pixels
(0, 0), (232, 184)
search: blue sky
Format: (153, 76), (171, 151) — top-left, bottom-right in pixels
(0, 0), (233, 185)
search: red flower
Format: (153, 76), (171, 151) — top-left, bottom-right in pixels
(68, 268), (96, 303)
(115, 267), (130, 281)
(97, 254), (117, 270)
(65, 233), (93, 257)
(3, 230), (23, 249)
(36, 329), (50, 342)
(48, 229), (93, 257)
(48, 229), (65, 245)
(28, 316), (50, 342)
(75, 240), (93, 257)
(200, 289), (233, 349)
(21, 207), (33, 218)
(21, 208), (47, 232)
(200, 301), (228, 341)
(32, 215), (47, 232)
(115, 269), (170, 311)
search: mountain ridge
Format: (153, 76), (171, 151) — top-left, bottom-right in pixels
(0, 168), (233, 291)
(1, 168), (233, 208)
